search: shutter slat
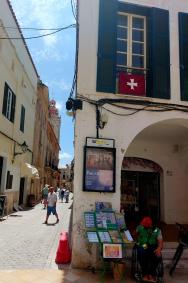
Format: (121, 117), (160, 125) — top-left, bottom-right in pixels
(179, 12), (188, 101)
(148, 8), (170, 99)
(96, 0), (118, 93)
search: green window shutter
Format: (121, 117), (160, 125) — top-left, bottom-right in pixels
(96, 0), (118, 93)
(10, 92), (16, 123)
(2, 82), (8, 116)
(179, 13), (188, 101)
(20, 105), (25, 132)
(147, 8), (170, 99)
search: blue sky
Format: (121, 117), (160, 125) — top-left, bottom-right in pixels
(11, 0), (76, 167)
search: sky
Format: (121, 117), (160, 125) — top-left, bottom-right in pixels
(10, 0), (76, 168)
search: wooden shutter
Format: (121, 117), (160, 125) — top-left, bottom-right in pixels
(96, 0), (118, 93)
(147, 8), (170, 99)
(10, 92), (16, 123)
(179, 13), (188, 101)
(20, 105), (25, 132)
(2, 82), (8, 116)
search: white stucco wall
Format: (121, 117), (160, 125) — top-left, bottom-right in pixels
(72, 0), (188, 267)
(0, 1), (38, 198)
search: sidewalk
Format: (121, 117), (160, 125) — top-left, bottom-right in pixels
(0, 267), (188, 283)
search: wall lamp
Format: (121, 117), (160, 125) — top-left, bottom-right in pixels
(13, 141), (29, 158)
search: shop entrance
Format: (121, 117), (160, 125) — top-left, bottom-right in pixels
(121, 170), (160, 225)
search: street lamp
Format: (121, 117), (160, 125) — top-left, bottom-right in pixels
(13, 141), (29, 158)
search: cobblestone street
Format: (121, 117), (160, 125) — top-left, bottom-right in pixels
(0, 195), (73, 270)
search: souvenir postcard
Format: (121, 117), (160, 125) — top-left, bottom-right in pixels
(84, 212), (96, 228)
(96, 211), (116, 229)
(95, 202), (112, 211)
(87, 231), (99, 243)
(109, 230), (123, 243)
(121, 230), (134, 243)
(98, 231), (112, 243)
(115, 213), (126, 230)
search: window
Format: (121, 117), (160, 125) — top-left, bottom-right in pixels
(2, 82), (16, 122)
(97, 1), (170, 99)
(20, 105), (25, 132)
(6, 171), (13, 190)
(117, 13), (146, 70)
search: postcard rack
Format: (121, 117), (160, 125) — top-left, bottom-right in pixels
(84, 210), (134, 283)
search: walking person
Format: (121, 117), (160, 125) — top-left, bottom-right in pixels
(41, 184), (49, 209)
(64, 188), (70, 203)
(43, 186), (59, 224)
(60, 185), (65, 202)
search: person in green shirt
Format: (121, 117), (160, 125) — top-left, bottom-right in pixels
(136, 216), (163, 282)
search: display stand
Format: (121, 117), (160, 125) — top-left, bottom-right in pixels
(84, 208), (133, 283)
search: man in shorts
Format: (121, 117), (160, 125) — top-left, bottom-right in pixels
(43, 186), (59, 224)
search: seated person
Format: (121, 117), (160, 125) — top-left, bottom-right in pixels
(135, 216), (163, 282)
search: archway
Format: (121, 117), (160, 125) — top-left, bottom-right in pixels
(121, 157), (162, 225)
(120, 119), (188, 239)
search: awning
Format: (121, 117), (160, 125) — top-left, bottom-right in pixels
(21, 163), (40, 178)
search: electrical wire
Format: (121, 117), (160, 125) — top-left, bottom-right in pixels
(69, 1), (78, 98)
(71, 0), (77, 21)
(77, 94), (188, 116)
(0, 25), (72, 31)
(0, 24), (76, 40)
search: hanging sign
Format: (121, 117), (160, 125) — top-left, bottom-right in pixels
(86, 137), (115, 148)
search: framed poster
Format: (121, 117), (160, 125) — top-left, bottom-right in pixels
(103, 244), (122, 259)
(83, 146), (116, 192)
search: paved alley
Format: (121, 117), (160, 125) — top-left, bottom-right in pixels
(0, 195), (73, 270)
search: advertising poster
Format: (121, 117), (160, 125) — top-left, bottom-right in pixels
(103, 244), (122, 259)
(83, 147), (116, 192)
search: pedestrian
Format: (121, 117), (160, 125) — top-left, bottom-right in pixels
(135, 216), (163, 282)
(60, 186), (65, 202)
(43, 186), (59, 224)
(41, 184), (49, 209)
(57, 187), (61, 199)
(64, 188), (69, 203)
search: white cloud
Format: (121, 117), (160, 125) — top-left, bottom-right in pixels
(55, 101), (63, 111)
(59, 151), (73, 168)
(33, 47), (67, 63)
(47, 78), (71, 92)
(11, 0), (71, 47)
(59, 152), (72, 159)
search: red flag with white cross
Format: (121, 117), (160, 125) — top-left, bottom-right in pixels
(118, 72), (146, 96)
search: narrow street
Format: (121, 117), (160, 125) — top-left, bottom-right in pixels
(0, 195), (73, 270)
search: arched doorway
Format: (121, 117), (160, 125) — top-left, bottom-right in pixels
(121, 157), (162, 225)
